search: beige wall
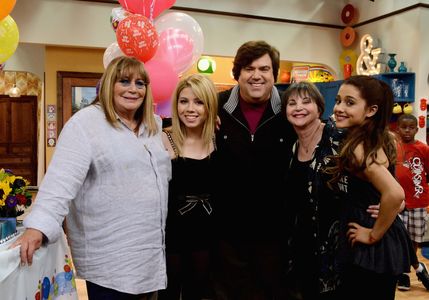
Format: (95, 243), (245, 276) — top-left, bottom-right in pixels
(44, 46), (105, 165)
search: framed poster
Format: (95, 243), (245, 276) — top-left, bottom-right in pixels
(57, 71), (102, 133)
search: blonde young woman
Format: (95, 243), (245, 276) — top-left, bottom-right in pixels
(159, 74), (218, 300)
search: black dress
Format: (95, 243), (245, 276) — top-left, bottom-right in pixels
(166, 154), (217, 253)
(337, 170), (417, 275)
(160, 131), (217, 300)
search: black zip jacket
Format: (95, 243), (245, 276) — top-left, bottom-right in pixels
(215, 85), (296, 243)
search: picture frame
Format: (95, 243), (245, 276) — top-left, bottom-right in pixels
(57, 71), (102, 133)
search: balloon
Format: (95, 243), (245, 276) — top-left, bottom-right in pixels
(156, 100), (172, 117)
(110, 7), (129, 32)
(153, 28), (194, 75)
(155, 12), (204, 68)
(116, 14), (159, 63)
(118, 0), (176, 20)
(0, 15), (19, 64)
(145, 59), (178, 104)
(42, 277), (50, 299)
(103, 42), (125, 68)
(0, 0), (16, 21)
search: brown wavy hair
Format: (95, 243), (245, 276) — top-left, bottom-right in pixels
(327, 75), (396, 186)
(232, 40), (280, 82)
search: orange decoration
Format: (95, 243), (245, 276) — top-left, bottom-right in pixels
(421, 98), (427, 111)
(419, 116), (426, 128)
(340, 26), (356, 47)
(280, 71), (291, 83)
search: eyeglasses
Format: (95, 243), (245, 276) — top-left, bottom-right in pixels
(117, 78), (148, 89)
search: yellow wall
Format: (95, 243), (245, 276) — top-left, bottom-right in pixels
(43, 47), (321, 167)
(45, 46), (105, 166)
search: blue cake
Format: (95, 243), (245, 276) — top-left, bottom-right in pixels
(0, 218), (17, 242)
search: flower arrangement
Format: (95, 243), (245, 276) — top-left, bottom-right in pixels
(0, 168), (32, 218)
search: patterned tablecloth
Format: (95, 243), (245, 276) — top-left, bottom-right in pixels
(0, 228), (78, 300)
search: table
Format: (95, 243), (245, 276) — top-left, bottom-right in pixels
(0, 227), (78, 300)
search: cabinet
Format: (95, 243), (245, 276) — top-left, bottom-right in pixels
(276, 80), (342, 120)
(0, 96), (38, 185)
(374, 72), (415, 103)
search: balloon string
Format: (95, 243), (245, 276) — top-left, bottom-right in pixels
(150, 0), (155, 22)
(123, 0), (130, 12)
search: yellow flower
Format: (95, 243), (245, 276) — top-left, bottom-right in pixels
(0, 180), (12, 208)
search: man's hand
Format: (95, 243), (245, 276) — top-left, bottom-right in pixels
(366, 204), (380, 218)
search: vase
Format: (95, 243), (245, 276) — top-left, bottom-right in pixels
(398, 61), (407, 73)
(0, 217), (17, 241)
(387, 53), (397, 72)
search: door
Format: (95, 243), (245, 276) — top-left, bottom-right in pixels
(0, 95), (38, 185)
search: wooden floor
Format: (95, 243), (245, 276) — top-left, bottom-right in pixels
(75, 250), (429, 300)
(396, 249), (429, 300)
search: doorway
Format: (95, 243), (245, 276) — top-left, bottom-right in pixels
(0, 95), (38, 185)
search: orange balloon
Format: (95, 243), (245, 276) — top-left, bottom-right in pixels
(0, 0), (16, 21)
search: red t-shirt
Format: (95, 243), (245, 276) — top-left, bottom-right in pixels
(396, 140), (429, 208)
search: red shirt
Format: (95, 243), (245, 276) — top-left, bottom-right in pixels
(396, 140), (429, 208)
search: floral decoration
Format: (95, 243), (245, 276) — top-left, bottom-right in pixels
(0, 168), (32, 218)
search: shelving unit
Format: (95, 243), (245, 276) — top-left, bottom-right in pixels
(374, 72), (415, 103)
(276, 72), (416, 121)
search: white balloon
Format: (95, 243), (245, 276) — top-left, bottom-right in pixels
(103, 42), (125, 69)
(155, 12), (204, 67)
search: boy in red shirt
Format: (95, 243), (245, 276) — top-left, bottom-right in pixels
(396, 114), (429, 291)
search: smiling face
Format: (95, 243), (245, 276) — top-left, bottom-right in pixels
(238, 53), (275, 104)
(334, 83), (377, 129)
(177, 87), (207, 130)
(113, 73), (146, 118)
(286, 91), (320, 129)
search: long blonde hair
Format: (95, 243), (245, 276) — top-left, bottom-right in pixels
(169, 74), (218, 156)
(93, 56), (158, 136)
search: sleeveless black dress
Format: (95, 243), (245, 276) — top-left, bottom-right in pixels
(337, 170), (417, 275)
(165, 152), (217, 253)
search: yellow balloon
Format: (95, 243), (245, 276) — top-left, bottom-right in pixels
(0, 0), (16, 21)
(0, 15), (19, 64)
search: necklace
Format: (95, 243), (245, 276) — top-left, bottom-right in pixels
(300, 122), (322, 154)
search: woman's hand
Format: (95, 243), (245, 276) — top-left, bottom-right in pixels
(347, 222), (378, 246)
(10, 228), (44, 266)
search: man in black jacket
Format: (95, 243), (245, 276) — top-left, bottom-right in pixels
(213, 40), (296, 299)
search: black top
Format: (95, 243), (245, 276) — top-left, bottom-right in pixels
(165, 153), (218, 253)
(286, 118), (343, 296)
(337, 168), (417, 275)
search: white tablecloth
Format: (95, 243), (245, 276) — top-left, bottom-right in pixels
(0, 228), (78, 300)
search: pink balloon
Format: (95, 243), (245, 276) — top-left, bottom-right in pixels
(155, 100), (172, 117)
(153, 28), (194, 75)
(145, 59), (179, 104)
(155, 12), (204, 68)
(116, 14), (159, 63)
(118, 0), (176, 20)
